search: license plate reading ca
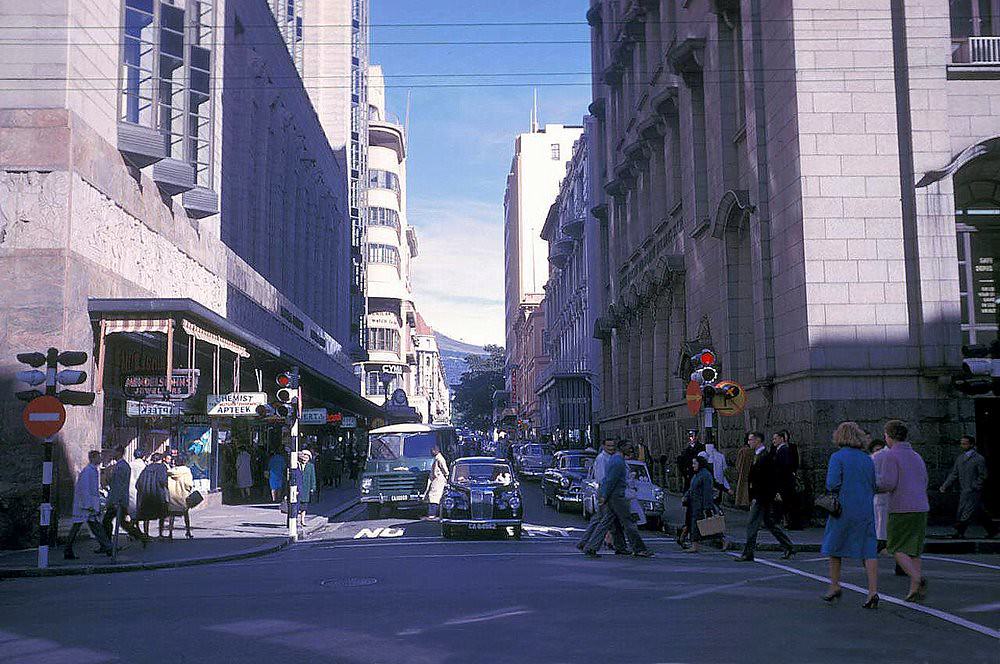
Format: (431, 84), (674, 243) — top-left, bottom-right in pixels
(468, 523), (493, 530)
(391, 495), (408, 501)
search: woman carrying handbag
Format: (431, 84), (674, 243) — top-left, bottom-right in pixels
(820, 422), (879, 608)
(683, 456), (719, 553)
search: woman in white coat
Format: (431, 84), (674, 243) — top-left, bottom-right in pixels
(423, 446), (449, 520)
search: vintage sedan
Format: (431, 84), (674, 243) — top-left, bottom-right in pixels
(515, 442), (554, 479)
(440, 457), (523, 539)
(541, 449), (596, 512)
(581, 459), (665, 529)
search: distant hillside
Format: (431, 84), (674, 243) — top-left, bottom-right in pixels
(435, 332), (486, 387)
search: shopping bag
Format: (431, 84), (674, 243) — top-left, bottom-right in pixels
(185, 490), (204, 509)
(696, 512), (726, 537)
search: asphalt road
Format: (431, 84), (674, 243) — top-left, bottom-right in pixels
(1, 481), (998, 664)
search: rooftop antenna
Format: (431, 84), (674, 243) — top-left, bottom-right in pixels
(530, 88), (539, 132)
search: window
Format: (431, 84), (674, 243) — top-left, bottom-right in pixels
(368, 169), (400, 196)
(551, 144), (561, 160)
(367, 327), (400, 354)
(368, 207), (400, 231)
(367, 243), (400, 267)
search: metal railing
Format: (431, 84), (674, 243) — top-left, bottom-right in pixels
(970, 36), (1000, 63)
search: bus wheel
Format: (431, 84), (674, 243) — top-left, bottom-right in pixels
(366, 504), (381, 520)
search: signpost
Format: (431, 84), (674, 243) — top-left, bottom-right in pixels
(126, 400), (181, 417)
(685, 381), (702, 417)
(22, 396), (66, 439)
(207, 392), (267, 416)
(711, 380), (747, 417)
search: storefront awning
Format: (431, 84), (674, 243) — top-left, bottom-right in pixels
(181, 319), (249, 358)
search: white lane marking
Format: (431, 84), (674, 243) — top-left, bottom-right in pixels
(664, 573), (792, 600)
(729, 553), (1000, 641)
(958, 602), (1000, 613)
(397, 607), (532, 636)
(923, 555), (1000, 572)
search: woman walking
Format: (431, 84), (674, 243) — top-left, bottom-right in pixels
(268, 448), (287, 502)
(136, 453), (170, 542)
(422, 446), (449, 520)
(869, 439), (889, 551)
(821, 422), (879, 608)
(236, 446), (253, 503)
(163, 458), (195, 539)
(297, 450), (317, 528)
(683, 456), (717, 553)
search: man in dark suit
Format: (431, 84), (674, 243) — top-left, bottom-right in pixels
(736, 432), (795, 561)
(772, 430), (801, 528)
(676, 430), (704, 488)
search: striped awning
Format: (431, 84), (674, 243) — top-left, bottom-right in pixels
(182, 319), (250, 358)
(102, 318), (173, 334)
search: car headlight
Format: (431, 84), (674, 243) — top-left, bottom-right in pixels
(361, 478), (373, 491)
(443, 496), (455, 510)
(508, 495), (521, 509)
(560, 477), (571, 488)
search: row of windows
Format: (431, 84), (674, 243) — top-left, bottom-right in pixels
(365, 372), (401, 397)
(368, 243), (400, 266)
(367, 327), (401, 354)
(368, 169), (400, 195)
(369, 207), (400, 230)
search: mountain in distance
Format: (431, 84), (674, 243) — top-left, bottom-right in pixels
(435, 332), (487, 387)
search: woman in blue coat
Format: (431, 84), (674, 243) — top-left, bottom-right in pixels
(822, 421), (879, 608)
(684, 455), (717, 553)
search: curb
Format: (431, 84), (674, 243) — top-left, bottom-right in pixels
(0, 538), (291, 579)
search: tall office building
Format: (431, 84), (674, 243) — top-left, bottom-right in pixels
(503, 118), (582, 435)
(303, 0), (370, 359)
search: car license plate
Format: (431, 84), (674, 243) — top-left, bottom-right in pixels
(391, 495), (409, 502)
(468, 523), (494, 530)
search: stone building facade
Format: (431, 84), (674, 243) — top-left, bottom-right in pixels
(537, 121), (602, 447)
(586, 0), (1000, 499)
(0, 0), (369, 545)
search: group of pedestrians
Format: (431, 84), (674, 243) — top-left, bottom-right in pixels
(577, 439), (653, 558)
(64, 446), (198, 559)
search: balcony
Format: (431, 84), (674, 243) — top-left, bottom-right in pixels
(950, 36), (1000, 78)
(536, 357), (592, 393)
(561, 211), (586, 240)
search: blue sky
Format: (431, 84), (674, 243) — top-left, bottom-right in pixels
(371, 0), (592, 346)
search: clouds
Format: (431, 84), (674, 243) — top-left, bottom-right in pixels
(407, 197), (504, 345)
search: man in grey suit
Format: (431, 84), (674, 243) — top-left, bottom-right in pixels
(940, 435), (997, 539)
(581, 444), (652, 558)
(102, 446), (146, 553)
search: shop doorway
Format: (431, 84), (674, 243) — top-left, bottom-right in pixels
(976, 397), (1000, 512)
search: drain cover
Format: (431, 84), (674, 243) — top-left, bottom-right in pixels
(320, 576), (378, 588)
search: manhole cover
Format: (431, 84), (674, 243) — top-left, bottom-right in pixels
(320, 576), (378, 588)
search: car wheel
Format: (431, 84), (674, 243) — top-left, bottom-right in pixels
(512, 524), (522, 540)
(366, 504), (381, 520)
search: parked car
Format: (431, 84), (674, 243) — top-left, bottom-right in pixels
(515, 443), (554, 479)
(581, 459), (664, 528)
(541, 450), (596, 512)
(440, 457), (523, 539)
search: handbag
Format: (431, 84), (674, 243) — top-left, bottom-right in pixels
(696, 510), (726, 538)
(279, 498), (289, 514)
(814, 493), (841, 518)
(185, 490), (204, 509)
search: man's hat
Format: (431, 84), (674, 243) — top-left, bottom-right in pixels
(687, 429), (698, 436)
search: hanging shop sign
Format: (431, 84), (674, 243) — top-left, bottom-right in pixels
(341, 415), (357, 429)
(300, 408), (328, 425)
(123, 369), (200, 400)
(207, 392), (268, 417)
(127, 400), (181, 418)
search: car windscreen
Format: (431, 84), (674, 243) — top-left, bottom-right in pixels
(451, 462), (513, 485)
(368, 432), (438, 460)
(627, 463), (651, 482)
(562, 456), (593, 470)
(524, 444), (551, 456)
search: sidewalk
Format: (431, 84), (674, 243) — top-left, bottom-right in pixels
(0, 484), (359, 578)
(661, 493), (1000, 555)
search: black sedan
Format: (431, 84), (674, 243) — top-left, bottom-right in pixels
(541, 450), (596, 512)
(440, 457), (523, 539)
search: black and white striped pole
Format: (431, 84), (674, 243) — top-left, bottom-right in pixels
(276, 368), (301, 542)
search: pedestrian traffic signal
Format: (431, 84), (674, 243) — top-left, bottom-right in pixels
(16, 352), (46, 367)
(276, 368), (300, 390)
(15, 348), (95, 404)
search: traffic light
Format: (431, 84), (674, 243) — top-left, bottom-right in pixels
(954, 342), (1000, 396)
(15, 348), (95, 405)
(276, 368), (300, 404)
(690, 348), (719, 386)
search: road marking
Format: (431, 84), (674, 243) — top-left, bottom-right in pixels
(958, 601), (1000, 613)
(923, 555), (1000, 572)
(729, 553), (1000, 641)
(353, 527), (405, 539)
(664, 573), (792, 600)
(397, 607), (532, 636)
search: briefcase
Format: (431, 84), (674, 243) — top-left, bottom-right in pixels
(696, 512), (726, 538)
(185, 490), (204, 509)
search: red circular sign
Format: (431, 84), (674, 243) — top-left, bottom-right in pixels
(685, 380), (703, 417)
(23, 396), (66, 438)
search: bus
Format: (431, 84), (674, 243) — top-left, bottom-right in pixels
(359, 423), (458, 519)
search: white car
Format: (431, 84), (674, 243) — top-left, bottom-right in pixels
(581, 460), (664, 529)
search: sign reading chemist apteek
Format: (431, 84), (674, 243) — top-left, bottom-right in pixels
(207, 392), (267, 416)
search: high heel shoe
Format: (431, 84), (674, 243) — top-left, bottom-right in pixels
(862, 594), (880, 609)
(822, 589), (842, 603)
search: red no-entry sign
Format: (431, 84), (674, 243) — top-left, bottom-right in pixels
(23, 396), (66, 438)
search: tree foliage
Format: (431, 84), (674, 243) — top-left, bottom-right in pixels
(452, 345), (505, 430)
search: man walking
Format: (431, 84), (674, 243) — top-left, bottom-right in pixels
(878, 419), (930, 602)
(772, 430), (800, 529)
(736, 432), (795, 561)
(939, 435), (996, 539)
(581, 441), (652, 558)
(677, 430), (704, 489)
(577, 439), (627, 554)
(64, 450), (113, 559)
(102, 446), (146, 553)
